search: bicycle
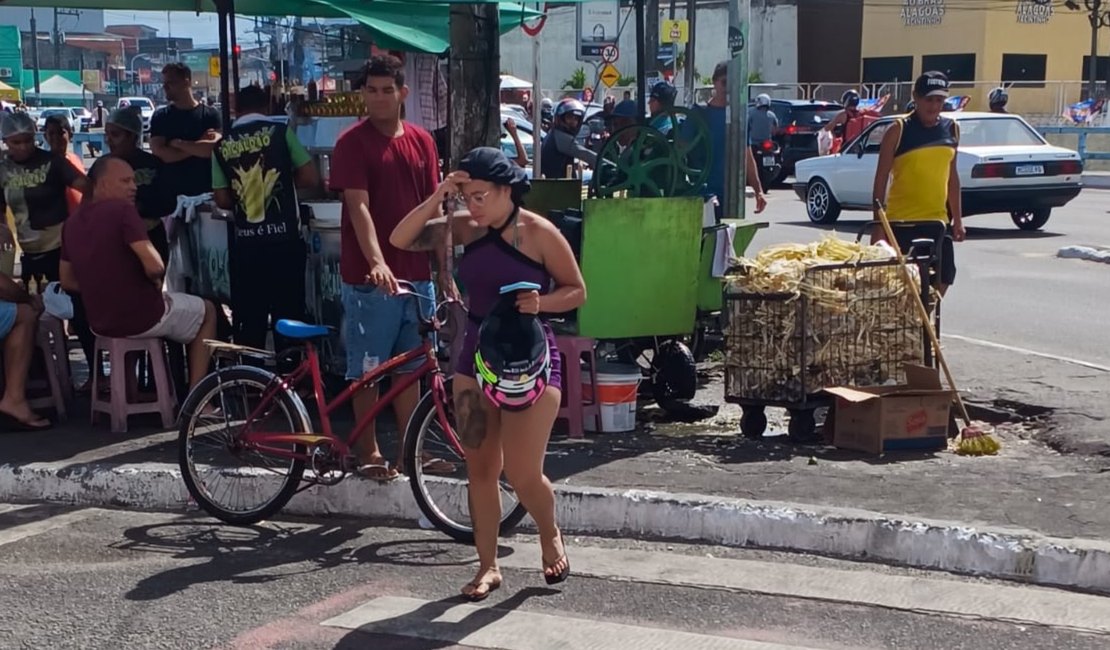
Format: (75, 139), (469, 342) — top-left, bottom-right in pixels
(176, 281), (527, 543)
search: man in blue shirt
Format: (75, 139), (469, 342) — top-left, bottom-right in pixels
(681, 62), (767, 218)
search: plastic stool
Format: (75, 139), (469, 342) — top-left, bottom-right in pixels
(554, 335), (600, 439)
(27, 314), (73, 422)
(90, 336), (177, 433)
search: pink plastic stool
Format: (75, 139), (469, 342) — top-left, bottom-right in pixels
(27, 314), (73, 422)
(554, 335), (600, 439)
(90, 336), (177, 433)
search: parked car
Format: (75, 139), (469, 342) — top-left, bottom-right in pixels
(753, 98), (842, 183)
(793, 112), (1083, 231)
(117, 97), (155, 132)
(36, 107), (90, 132)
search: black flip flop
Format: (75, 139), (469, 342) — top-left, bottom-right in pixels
(0, 411), (52, 433)
(461, 578), (501, 602)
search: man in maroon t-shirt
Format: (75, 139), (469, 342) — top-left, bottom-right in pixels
(59, 156), (217, 389)
(329, 54), (452, 481)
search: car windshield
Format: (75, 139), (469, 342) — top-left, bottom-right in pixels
(785, 105), (842, 128)
(956, 117), (1044, 147)
(127, 99), (153, 109)
(41, 109), (68, 118)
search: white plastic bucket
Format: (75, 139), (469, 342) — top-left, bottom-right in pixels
(583, 364), (642, 433)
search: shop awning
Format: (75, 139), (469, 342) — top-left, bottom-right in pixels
(316, 1), (543, 53)
(0, 0), (555, 19)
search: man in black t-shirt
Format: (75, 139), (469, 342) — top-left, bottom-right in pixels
(150, 63), (222, 199)
(106, 107), (176, 262)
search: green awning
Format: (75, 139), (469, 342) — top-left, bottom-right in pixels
(317, 1), (543, 53)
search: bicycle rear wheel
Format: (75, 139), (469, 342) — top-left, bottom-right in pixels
(404, 377), (528, 543)
(178, 366), (309, 526)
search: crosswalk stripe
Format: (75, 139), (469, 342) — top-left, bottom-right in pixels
(498, 542), (1110, 635)
(0, 507), (98, 548)
(0, 503), (32, 516)
(322, 596), (817, 650)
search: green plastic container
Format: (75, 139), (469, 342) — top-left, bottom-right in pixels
(577, 196), (703, 339)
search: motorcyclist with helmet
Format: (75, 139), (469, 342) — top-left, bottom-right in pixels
(539, 97), (554, 131)
(988, 87), (1009, 114)
(747, 93), (779, 146)
(539, 98), (597, 179)
(648, 82), (678, 135)
(823, 89), (882, 153)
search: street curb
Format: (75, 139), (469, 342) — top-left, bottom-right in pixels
(4, 460), (1110, 594)
(1082, 174), (1110, 190)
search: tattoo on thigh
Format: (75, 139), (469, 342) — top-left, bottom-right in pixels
(456, 390), (488, 449)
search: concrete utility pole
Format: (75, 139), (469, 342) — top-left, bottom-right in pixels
(30, 9), (41, 94)
(724, 0), (750, 220)
(447, 3), (501, 167)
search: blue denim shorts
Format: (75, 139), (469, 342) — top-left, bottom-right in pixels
(341, 281), (435, 380)
(0, 300), (16, 339)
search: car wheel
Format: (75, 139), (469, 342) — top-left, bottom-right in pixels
(806, 178), (842, 224)
(1011, 208), (1051, 231)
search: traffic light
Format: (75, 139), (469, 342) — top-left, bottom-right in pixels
(233, 45), (242, 56)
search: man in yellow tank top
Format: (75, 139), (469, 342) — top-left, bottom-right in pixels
(872, 71), (965, 293)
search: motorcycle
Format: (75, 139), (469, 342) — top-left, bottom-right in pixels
(753, 139), (783, 188)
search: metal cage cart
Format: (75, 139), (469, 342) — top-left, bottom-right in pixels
(723, 255), (935, 440)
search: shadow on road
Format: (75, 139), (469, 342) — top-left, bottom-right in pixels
(331, 587), (560, 650)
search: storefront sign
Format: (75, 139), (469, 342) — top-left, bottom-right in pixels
(576, 0), (620, 61)
(1015, 0), (1052, 23)
(901, 0), (945, 26)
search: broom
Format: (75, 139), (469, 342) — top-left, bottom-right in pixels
(873, 201), (1000, 456)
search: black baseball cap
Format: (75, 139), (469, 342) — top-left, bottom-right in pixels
(914, 71), (950, 98)
(649, 82), (677, 106)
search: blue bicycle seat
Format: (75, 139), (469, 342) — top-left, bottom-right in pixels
(275, 319), (330, 339)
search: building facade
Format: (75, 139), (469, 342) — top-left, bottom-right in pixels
(861, 0), (1094, 114)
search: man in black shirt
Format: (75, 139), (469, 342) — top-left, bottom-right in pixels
(150, 63), (222, 199)
(212, 85), (318, 351)
(106, 107), (176, 261)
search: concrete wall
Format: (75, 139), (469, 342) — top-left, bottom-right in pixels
(499, 1), (797, 96)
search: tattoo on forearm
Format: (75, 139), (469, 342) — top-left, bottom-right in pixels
(456, 389), (488, 449)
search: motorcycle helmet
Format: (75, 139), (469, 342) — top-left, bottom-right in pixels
(905, 100), (916, 112)
(755, 93), (772, 108)
(988, 87), (1008, 107)
(474, 282), (551, 411)
(555, 98), (586, 119)
(841, 90), (861, 109)
(541, 97), (554, 110)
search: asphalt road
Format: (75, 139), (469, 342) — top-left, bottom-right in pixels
(752, 185), (1110, 367)
(3, 504), (1110, 650)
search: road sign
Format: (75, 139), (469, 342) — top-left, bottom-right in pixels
(657, 44), (676, 61)
(209, 56), (221, 77)
(599, 63), (620, 87)
(601, 44), (619, 64)
(661, 19), (689, 44)
(576, 0), (620, 61)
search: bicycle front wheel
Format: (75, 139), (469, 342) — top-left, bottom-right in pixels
(404, 377), (528, 543)
(178, 366), (309, 526)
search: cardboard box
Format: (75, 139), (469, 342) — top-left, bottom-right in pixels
(825, 365), (953, 455)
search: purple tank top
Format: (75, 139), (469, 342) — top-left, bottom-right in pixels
(454, 209), (562, 389)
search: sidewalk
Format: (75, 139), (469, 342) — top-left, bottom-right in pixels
(3, 337), (1110, 590)
(1083, 171), (1110, 189)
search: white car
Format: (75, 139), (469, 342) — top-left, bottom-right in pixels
(36, 107), (89, 132)
(117, 97), (155, 132)
(793, 112), (1083, 231)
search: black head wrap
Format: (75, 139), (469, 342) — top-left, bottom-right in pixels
(458, 146), (531, 206)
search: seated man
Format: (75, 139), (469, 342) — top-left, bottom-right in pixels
(59, 156), (217, 389)
(0, 274), (49, 431)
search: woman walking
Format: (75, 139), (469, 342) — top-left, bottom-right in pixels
(392, 147), (586, 601)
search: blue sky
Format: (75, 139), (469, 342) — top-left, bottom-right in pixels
(103, 10), (340, 49)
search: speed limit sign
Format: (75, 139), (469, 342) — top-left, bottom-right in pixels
(601, 44), (619, 64)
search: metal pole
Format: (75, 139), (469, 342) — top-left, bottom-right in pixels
(532, 34), (542, 174)
(231, 14), (241, 96)
(1089, 1), (1101, 101)
(217, 0), (233, 130)
(724, 0), (750, 219)
(30, 9), (41, 95)
(683, 0), (696, 105)
(53, 8), (60, 69)
(635, 0), (647, 120)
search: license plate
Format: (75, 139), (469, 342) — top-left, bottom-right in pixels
(1015, 164), (1044, 176)
(762, 157), (776, 168)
